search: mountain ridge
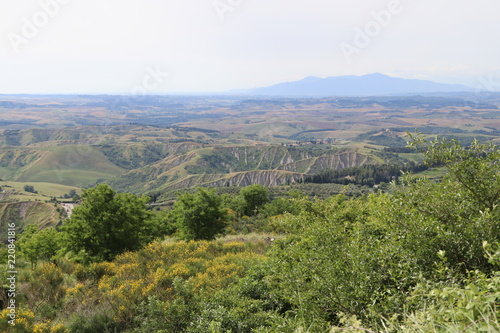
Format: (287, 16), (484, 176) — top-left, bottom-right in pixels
(233, 73), (473, 96)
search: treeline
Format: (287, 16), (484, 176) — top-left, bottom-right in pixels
(9, 183), (293, 264)
(306, 161), (428, 186)
(355, 131), (409, 147)
(383, 146), (416, 153)
(391, 125), (500, 136)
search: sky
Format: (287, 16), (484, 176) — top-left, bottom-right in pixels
(1, 0), (499, 94)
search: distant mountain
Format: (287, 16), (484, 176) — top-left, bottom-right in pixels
(235, 73), (474, 96)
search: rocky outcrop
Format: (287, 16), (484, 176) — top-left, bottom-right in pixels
(110, 146), (379, 193)
(160, 170), (305, 192)
(214, 170), (304, 187)
(278, 152), (377, 174)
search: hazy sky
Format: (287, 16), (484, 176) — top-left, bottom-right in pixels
(1, 0), (499, 94)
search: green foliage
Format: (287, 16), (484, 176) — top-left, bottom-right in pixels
(0, 308), (67, 333)
(99, 143), (167, 170)
(389, 243), (500, 332)
(23, 184), (37, 193)
(240, 184), (270, 216)
(18, 225), (63, 267)
(261, 149), (500, 328)
(61, 184), (156, 262)
(306, 162), (427, 186)
(62, 240), (266, 332)
(173, 188), (227, 241)
(150, 210), (178, 237)
(423, 138), (500, 211)
(63, 189), (80, 201)
(187, 263), (288, 333)
(134, 281), (201, 333)
(261, 197), (301, 218)
(19, 263), (66, 320)
(264, 195), (410, 328)
(6, 140), (500, 333)
(404, 272), (500, 332)
(67, 313), (120, 333)
(396, 176), (499, 273)
(221, 193), (247, 217)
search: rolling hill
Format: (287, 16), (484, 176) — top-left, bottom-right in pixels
(0, 201), (62, 242)
(0, 95), (497, 198)
(14, 145), (126, 187)
(108, 146), (378, 193)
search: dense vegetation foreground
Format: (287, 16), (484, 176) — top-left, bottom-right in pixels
(1, 138), (500, 332)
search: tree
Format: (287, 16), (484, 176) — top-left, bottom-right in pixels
(403, 136), (500, 272)
(424, 138), (500, 211)
(260, 138), (500, 329)
(261, 197), (300, 218)
(240, 184), (270, 216)
(18, 225), (62, 267)
(221, 193), (246, 217)
(24, 185), (37, 193)
(172, 188), (227, 241)
(61, 184), (156, 262)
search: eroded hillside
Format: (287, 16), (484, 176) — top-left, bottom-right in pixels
(0, 201), (62, 242)
(109, 145), (378, 193)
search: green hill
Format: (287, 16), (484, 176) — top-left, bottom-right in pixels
(109, 145), (378, 193)
(98, 141), (201, 170)
(0, 148), (45, 179)
(0, 201), (62, 242)
(15, 145), (125, 187)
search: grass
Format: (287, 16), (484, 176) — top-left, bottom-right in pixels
(158, 233), (284, 246)
(398, 153), (425, 163)
(217, 232), (284, 243)
(415, 167), (447, 179)
(4, 193), (47, 202)
(1, 181), (80, 197)
(0, 166), (17, 180)
(16, 145), (125, 187)
(0, 181), (82, 204)
(0, 201), (61, 241)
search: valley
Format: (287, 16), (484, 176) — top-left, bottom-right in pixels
(2, 1), (499, 330)
(0, 93), (499, 228)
